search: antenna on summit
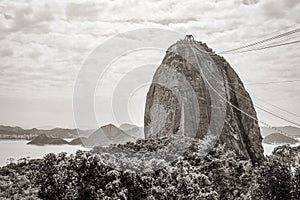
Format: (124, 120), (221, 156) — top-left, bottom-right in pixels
(184, 34), (194, 42)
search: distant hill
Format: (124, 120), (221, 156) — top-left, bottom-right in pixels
(261, 126), (300, 138)
(119, 123), (144, 139)
(0, 125), (94, 140)
(84, 124), (136, 147)
(263, 133), (298, 145)
(0, 125), (23, 133)
(119, 123), (138, 131)
(36, 125), (56, 130)
(27, 134), (69, 145)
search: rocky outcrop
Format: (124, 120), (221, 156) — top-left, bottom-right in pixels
(144, 37), (264, 163)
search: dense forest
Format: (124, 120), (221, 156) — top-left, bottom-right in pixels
(0, 136), (299, 200)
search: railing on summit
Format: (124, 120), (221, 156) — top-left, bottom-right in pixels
(184, 34), (195, 42)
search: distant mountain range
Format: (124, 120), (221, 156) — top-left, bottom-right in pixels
(8, 124), (299, 146)
(26, 123), (145, 146)
(261, 126), (300, 138)
(0, 125), (94, 140)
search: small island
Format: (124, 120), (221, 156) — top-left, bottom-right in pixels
(27, 134), (69, 145)
(263, 133), (298, 145)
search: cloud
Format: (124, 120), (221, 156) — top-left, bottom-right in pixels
(259, 0), (300, 19)
(0, 0), (299, 127)
(242, 0), (259, 6)
(0, 48), (13, 57)
(66, 2), (103, 20)
(28, 49), (42, 59)
(3, 13), (13, 20)
(7, 5), (52, 32)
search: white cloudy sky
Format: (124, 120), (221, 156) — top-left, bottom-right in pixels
(0, 0), (299, 129)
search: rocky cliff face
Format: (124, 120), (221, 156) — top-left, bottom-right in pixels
(144, 37), (264, 163)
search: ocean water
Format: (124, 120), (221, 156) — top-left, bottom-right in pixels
(0, 140), (299, 166)
(0, 140), (89, 166)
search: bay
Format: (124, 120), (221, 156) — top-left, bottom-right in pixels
(1, 139), (299, 166)
(0, 140), (89, 166)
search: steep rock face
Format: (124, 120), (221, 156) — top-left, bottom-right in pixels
(144, 38), (264, 163)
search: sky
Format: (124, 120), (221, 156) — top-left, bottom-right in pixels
(0, 0), (299, 129)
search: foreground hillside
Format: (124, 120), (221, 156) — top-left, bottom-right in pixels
(0, 136), (299, 200)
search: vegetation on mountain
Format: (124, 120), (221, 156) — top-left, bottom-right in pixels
(0, 137), (299, 199)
